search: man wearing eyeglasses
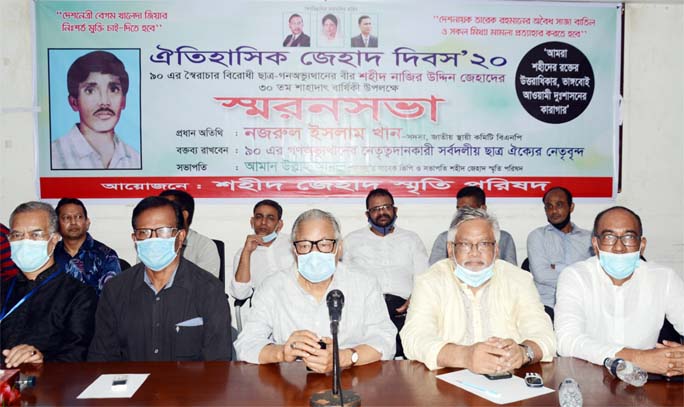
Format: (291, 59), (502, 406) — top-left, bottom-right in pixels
(555, 206), (684, 376)
(342, 188), (429, 358)
(1, 201), (96, 368)
(88, 196), (232, 361)
(234, 209), (396, 372)
(526, 186), (593, 321)
(402, 207), (555, 372)
(53, 198), (121, 296)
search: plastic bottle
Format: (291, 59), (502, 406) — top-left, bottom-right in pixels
(558, 378), (583, 407)
(603, 357), (648, 387)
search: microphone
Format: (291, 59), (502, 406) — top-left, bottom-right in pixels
(326, 289), (344, 323)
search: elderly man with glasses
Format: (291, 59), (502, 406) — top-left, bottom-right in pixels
(401, 207), (555, 373)
(88, 196), (232, 362)
(555, 206), (684, 377)
(234, 209), (396, 373)
(342, 188), (428, 358)
(2, 201), (96, 367)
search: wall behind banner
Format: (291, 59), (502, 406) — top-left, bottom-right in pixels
(1, 1), (683, 287)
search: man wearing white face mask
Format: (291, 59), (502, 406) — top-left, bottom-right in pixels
(230, 200), (295, 309)
(88, 197), (231, 361)
(234, 209), (396, 372)
(1, 201), (96, 367)
(401, 207), (555, 372)
(556, 206), (684, 377)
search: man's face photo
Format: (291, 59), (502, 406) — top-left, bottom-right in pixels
(289, 16), (303, 35)
(359, 17), (372, 35)
(69, 71), (126, 136)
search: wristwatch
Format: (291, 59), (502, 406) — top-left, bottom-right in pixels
(350, 348), (359, 365)
(519, 343), (535, 366)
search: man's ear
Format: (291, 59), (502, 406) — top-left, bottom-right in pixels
(569, 202), (575, 214)
(68, 95), (79, 112)
(276, 220), (284, 233)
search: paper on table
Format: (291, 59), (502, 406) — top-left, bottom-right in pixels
(437, 369), (554, 405)
(77, 374), (149, 399)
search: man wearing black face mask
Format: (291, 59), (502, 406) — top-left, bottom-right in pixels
(342, 188), (428, 358)
(526, 187), (593, 321)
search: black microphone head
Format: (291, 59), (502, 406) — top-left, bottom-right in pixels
(327, 289), (344, 322)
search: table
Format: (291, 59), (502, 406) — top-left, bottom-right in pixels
(16, 357), (683, 406)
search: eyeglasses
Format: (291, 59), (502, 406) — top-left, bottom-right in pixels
(293, 239), (337, 254)
(451, 241), (496, 254)
(368, 204), (394, 214)
(133, 227), (179, 240)
(596, 233), (641, 247)
(8, 229), (50, 242)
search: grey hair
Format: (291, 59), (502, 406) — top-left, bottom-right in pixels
(291, 209), (342, 241)
(9, 201), (59, 234)
(447, 206), (500, 243)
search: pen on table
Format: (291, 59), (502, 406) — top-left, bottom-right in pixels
(454, 380), (502, 398)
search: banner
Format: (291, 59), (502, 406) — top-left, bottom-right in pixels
(35, 0), (622, 199)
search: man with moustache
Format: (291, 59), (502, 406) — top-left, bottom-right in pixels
(1, 201), (96, 367)
(230, 200), (295, 330)
(342, 188), (428, 358)
(282, 13), (310, 47)
(402, 207), (555, 372)
(53, 198), (121, 296)
(51, 50), (140, 169)
(234, 209), (396, 371)
(88, 197), (231, 361)
(556, 206), (684, 377)
(526, 187), (592, 320)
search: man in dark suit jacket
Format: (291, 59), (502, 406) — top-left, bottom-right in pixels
(351, 15), (378, 48)
(283, 13), (310, 47)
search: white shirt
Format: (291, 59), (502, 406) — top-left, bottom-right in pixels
(183, 229), (221, 279)
(51, 124), (141, 169)
(555, 256), (684, 365)
(342, 226), (429, 299)
(229, 233), (295, 300)
(234, 264), (397, 363)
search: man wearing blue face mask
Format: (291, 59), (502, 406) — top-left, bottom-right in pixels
(234, 209), (396, 372)
(342, 188), (428, 358)
(401, 207), (555, 372)
(230, 199), (295, 328)
(1, 201), (96, 367)
(555, 206), (684, 377)
(88, 196), (231, 361)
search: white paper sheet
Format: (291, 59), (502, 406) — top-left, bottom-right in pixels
(77, 374), (149, 399)
(436, 369), (554, 405)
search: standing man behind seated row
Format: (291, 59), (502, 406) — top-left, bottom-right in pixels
(88, 197), (232, 361)
(402, 207), (555, 372)
(230, 200), (295, 326)
(2, 201), (96, 367)
(556, 206), (684, 377)
(235, 209), (396, 372)
(343, 188), (428, 358)
(159, 189), (220, 278)
(430, 186), (517, 266)
(53, 198), (121, 296)
(527, 186), (593, 320)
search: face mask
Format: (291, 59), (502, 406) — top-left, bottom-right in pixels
(10, 238), (53, 273)
(368, 214), (397, 236)
(262, 231), (278, 243)
(297, 251), (336, 283)
(598, 249), (640, 280)
(453, 261), (494, 288)
(136, 237), (178, 272)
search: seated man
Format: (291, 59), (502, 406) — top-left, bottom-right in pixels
(159, 189), (220, 278)
(54, 198), (121, 296)
(234, 209), (396, 372)
(402, 207), (555, 372)
(88, 197), (232, 361)
(556, 206), (684, 376)
(2, 201), (96, 367)
(229, 200), (295, 327)
(343, 188), (428, 358)
(429, 186), (517, 266)
(527, 186), (593, 320)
